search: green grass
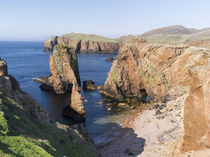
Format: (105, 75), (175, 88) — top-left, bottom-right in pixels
(61, 33), (119, 43)
(0, 93), (100, 157)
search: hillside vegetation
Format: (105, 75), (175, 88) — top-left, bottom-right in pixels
(61, 33), (119, 43)
(0, 92), (100, 157)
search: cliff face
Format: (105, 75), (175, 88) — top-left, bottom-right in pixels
(39, 44), (81, 94)
(103, 39), (210, 153)
(104, 39), (209, 102)
(0, 58), (100, 157)
(43, 34), (120, 53)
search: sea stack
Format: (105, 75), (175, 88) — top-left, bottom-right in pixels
(38, 44), (81, 94)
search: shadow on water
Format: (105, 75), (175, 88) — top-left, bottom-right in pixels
(92, 121), (145, 157)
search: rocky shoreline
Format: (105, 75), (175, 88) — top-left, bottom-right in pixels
(0, 58), (101, 156)
(100, 39), (210, 156)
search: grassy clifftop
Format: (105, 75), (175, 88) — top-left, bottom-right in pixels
(0, 92), (100, 157)
(61, 33), (119, 43)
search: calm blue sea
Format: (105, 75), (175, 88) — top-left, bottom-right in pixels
(0, 41), (118, 139)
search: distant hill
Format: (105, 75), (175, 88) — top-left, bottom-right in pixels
(141, 25), (198, 36)
(134, 25), (210, 47)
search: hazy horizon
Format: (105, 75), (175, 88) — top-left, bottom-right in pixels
(1, 0), (210, 41)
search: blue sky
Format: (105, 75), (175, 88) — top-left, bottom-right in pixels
(0, 0), (210, 40)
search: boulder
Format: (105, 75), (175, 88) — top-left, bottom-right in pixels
(83, 80), (97, 90)
(39, 44), (81, 94)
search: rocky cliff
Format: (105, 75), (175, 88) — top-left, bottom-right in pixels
(103, 39), (210, 154)
(43, 33), (120, 53)
(104, 39), (209, 102)
(38, 44), (81, 94)
(0, 58), (100, 157)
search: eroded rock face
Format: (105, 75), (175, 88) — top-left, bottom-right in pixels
(43, 36), (58, 51)
(0, 58), (52, 123)
(44, 36), (120, 53)
(104, 39), (209, 102)
(39, 44), (81, 94)
(181, 66), (210, 153)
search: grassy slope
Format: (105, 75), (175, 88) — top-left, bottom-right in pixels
(61, 33), (119, 43)
(0, 92), (100, 157)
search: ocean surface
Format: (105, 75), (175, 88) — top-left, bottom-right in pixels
(0, 41), (121, 140)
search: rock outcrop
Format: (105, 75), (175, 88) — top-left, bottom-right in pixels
(43, 33), (120, 53)
(38, 44), (81, 94)
(104, 39), (209, 102)
(43, 36), (58, 51)
(181, 65), (210, 153)
(103, 39), (210, 154)
(0, 58), (52, 123)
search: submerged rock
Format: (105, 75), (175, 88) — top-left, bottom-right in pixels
(39, 44), (81, 94)
(105, 57), (115, 61)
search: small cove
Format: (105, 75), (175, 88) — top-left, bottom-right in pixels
(0, 41), (127, 143)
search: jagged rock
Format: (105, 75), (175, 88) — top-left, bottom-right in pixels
(38, 44), (81, 94)
(43, 33), (120, 53)
(104, 39), (209, 102)
(43, 36), (58, 51)
(181, 66), (210, 153)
